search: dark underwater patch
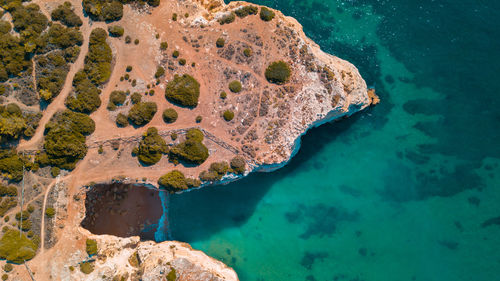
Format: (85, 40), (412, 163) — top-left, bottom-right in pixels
(300, 251), (329, 270)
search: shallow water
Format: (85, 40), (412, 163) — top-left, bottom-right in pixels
(168, 1), (500, 280)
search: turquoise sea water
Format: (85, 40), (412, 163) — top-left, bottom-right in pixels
(168, 1), (500, 280)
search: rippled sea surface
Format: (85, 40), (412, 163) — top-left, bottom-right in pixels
(168, 1), (500, 280)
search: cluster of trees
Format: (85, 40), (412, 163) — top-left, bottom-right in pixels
(82, 0), (160, 22)
(107, 90), (127, 110)
(38, 110), (95, 170)
(66, 28), (112, 113)
(199, 161), (229, 182)
(235, 5), (258, 18)
(165, 74), (200, 108)
(0, 103), (41, 144)
(0, 228), (38, 264)
(169, 128), (208, 165)
(51, 1), (83, 27)
(157, 170), (200, 192)
(0, 148), (32, 182)
(132, 127), (168, 165)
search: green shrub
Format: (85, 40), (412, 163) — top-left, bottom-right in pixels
(158, 170), (188, 191)
(50, 167), (60, 177)
(160, 42), (168, 50)
(243, 48), (252, 57)
(3, 263), (12, 273)
(0, 21), (11, 34)
(165, 74), (200, 108)
(171, 132), (178, 140)
(86, 239), (98, 256)
(126, 65), (133, 72)
(135, 127), (168, 165)
(1, 273), (6, 280)
(36, 51), (72, 102)
(172, 50), (179, 58)
(125, 35), (131, 44)
(169, 129), (208, 165)
(134, 39), (139, 45)
(84, 28), (112, 85)
(218, 12), (236, 25)
(172, 13), (177, 21)
(0, 185), (17, 197)
(155, 66), (165, 78)
(220, 91), (227, 99)
(235, 5), (258, 18)
(0, 198), (16, 217)
(45, 207), (55, 218)
(20, 219), (31, 232)
(83, 0), (123, 21)
(108, 91), (126, 110)
(166, 268), (177, 281)
(116, 113), (128, 127)
(131, 92), (142, 104)
(79, 261), (94, 274)
(216, 37), (225, 48)
(66, 88), (101, 114)
(223, 110), (234, 121)
(178, 58), (186, 65)
(0, 229), (37, 264)
(260, 7), (275, 21)
(162, 108), (178, 123)
(228, 80), (242, 93)
(108, 25), (124, 37)
(199, 161), (228, 182)
(0, 149), (31, 182)
(51, 2), (82, 27)
(128, 102), (157, 126)
(128, 251), (140, 267)
(265, 61), (291, 84)
(195, 115), (202, 123)
(230, 156), (246, 174)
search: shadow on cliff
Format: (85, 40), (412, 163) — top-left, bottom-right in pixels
(168, 113), (365, 243)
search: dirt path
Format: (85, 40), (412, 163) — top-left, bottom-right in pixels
(16, 18), (92, 151)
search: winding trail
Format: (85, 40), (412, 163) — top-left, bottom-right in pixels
(17, 18), (92, 151)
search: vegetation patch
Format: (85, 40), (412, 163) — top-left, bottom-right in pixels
(216, 37), (225, 48)
(107, 91), (127, 111)
(166, 268), (177, 281)
(0, 149), (32, 182)
(158, 170), (200, 192)
(51, 2), (82, 27)
(169, 128), (208, 165)
(86, 239), (98, 256)
(223, 110), (234, 121)
(82, 0), (123, 21)
(0, 103), (41, 144)
(199, 161), (229, 182)
(165, 74), (200, 108)
(108, 25), (124, 37)
(155, 66), (165, 78)
(219, 12), (236, 25)
(235, 5), (258, 18)
(228, 80), (242, 93)
(230, 156), (246, 174)
(133, 127), (168, 166)
(265, 61), (291, 84)
(116, 113), (128, 127)
(260, 7), (275, 21)
(0, 229), (37, 264)
(45, 207), (55, 218)
(127, 101), (157, 126)
(79, 261), (94, 274)
(162, 108), (178, 124)
(243, 48), (252, 57)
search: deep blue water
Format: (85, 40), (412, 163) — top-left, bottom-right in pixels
(168, 1), (500, 280)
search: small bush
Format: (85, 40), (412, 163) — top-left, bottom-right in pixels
(265, 61), (291, 84)
(216, 37), (225, 48)
(223, 110), (234, 121)
(199, 161), (229, 182)
(128, 102), (158, 126)
(108, 91), (126, 110)
(235, 5), (258, 18)
(172, 50), (179, 58)
(195, 116), (202, 123)
(166, 268), (177, 281)
(158, 170), (188, 191)
(260, 7), (275, 21)
(125, 35), (132, 44)
(243, 48), (252, 57)
(163, 108), (178, 123)
(3, 263), (12, 272)
(179, 58), (186, 65)
(229, 80), (242, 93)
(172, 13), (177, 21)
(131, 92), (142, 104)
(79, 261), (94, 274)
(108, 25), (124, 37)
(230, 156), (246, 174)
(1, 274), (6, 281)
(126, 65), (132, 72)
(50, 167), (60, 177)
(116, 113), (128, 127)
(169, 129), (208, 165)
(128, 251), (140, 267)
(219, 12), (236, 25)
(45, 207), (55, 218)
(134, 39), (140, 45)
(155, 66), (165, 78)
(171, 132), (178, 140)
(86, 239), (98, 256)
(160, 42), (168, 50)
(220, 91), (227, 99)
(165, 74), (200, 108)
(0, 229), (37, 264)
